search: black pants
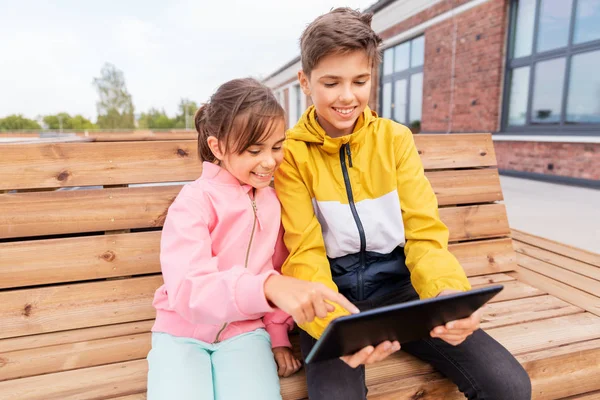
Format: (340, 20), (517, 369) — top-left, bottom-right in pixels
(300, 281), (532, 400)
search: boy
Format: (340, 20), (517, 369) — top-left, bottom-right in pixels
(274, 7), (532, 400)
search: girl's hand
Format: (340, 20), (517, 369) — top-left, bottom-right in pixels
(272, 347), (302, 377)
(430, 289), (482, 346)
(264, 275), (359, 324)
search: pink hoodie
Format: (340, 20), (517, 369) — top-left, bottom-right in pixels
(151, 162), (293, 348)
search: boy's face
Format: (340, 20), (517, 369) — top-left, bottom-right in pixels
(299, 50), (372, 138)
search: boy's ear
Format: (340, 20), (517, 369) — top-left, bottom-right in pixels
(206, 136), (224, 161)
(298, 70), (311, 96)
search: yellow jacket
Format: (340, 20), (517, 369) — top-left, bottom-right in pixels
(274, 105), (471, 339)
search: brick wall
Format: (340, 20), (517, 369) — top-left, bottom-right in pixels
(495, 141), (600, 180)
(378, 0), (509, 132)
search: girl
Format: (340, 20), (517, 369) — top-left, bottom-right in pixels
(147, 77), (358, 400)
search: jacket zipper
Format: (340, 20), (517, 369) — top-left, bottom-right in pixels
(339, 143), (367, 301)
(214, 189), (258, 343)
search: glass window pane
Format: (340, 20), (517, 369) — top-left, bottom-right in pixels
(567, 50), (600, 123)
(411, 36), (425, 67)
(383, 48), (394, 76)
(394, 42), (410, 72)
(393, 79), (407, 123)
(382, 82), (392, 119)
(409, 73), (423, 124)
(574, 0), (600, 44)
(507, 66), (531, 126)
(513, 0), (537, 58)
(531, 58), (566, 123)
(537, 0), (573, 52)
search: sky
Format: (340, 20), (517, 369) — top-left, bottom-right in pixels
(0, 0), (376, 121)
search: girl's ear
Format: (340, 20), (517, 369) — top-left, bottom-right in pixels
(298, 70), (311, 96)
(206, 136), (224, 161)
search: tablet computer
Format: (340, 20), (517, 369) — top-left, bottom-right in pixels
(305, 284), (503, 364)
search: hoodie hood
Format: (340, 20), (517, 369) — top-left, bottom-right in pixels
(286, 105), (378, 154)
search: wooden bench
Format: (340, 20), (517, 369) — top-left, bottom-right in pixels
(1, 133), (599, 399)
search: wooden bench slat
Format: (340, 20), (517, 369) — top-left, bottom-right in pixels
(518, 253), (600, 298)
(1, 320), (154, 353)
(0, 359), (148, 400)
(509, 267), (600, 317)
(0, 333), (150, 381)
(0, 235), (514, 290)
(427, 168), (503, 206)
(0, 231), (161, 289)
(0, 276), (161, 339)
(475, 279), (545, 303)
(479, 295), (582, 330)
(0, 141), (201, 190)
(441, 204), (511, 242)
(449, 238), (516, 276)
(514, 241), (600, 282)
(414, 133), (496, 170)
(0, 186), (180, 239)
(512, 229), (600, 268)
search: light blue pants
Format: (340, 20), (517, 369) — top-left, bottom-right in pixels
(147, 329), (282, 400)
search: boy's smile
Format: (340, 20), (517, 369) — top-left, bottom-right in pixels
(298, 50), (372, 138)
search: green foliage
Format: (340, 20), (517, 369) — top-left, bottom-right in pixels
(93, 63), (135, 129)
(43, 113), (97, 130)
(0, 114), (41, 131)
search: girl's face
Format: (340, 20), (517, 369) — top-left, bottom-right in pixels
(211, 118), (286, 189)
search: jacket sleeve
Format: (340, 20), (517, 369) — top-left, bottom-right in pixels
(274, 150), (350, 340)
(394, 126), (471, 299)
(262, 225), (294, 348)
(160, 191), (277, 325)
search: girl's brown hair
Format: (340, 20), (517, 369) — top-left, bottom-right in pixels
(195, 78), (285, 163)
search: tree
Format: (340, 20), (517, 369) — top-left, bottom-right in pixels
(92, 63), (135, 129)
(173, 99), (199, 129)
(138, 108), (176, 129)
(43, 113), (97, 130)
(0, 114), (41, 131)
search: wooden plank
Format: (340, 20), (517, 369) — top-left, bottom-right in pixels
(0, 186), (180, 239)
(440, 204), (511, 242)
(473, 279), (545, 303)
(414, 133), (497, 169)
(108, 395), (147, 400)
(426, 168), (503, 206)
(508, 268), (600, 317)
(0, 276), (161, 339)
(82, 130), (197, 142)
(1, 320), (154, 353)
(0, 231), (161, 289)
(449, 238), (517, 276)
(467, 272), (515, 286)
(0, 332), (151, 381)
(0, 359), (148, 400)
(514, 241), (600, 282)
(0, 141), (202, 190)
(479, 295), (582, 330)
(512, 229), (600, 268)
(563, 392), (600, 400)
(517, 253), (600, 298)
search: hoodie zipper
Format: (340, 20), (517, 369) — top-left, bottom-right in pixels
(339, 143), (366, 301)
(214, 189), (258, 343)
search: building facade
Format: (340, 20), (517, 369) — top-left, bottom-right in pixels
(263, 0), (600, 187)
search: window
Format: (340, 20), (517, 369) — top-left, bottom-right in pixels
(503, 0), (600, 133)
(379, 36), (424, 132)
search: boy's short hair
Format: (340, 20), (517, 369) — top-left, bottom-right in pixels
(300, 7), (383, 76)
